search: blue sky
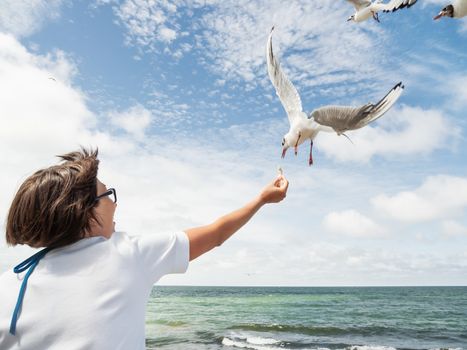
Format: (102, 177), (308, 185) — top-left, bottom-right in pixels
(0, 0), (466, 286)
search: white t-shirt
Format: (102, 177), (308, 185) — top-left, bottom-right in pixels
(0, 231), (190, 350)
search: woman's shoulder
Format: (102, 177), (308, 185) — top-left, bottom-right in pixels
(0, 268), (19, 298)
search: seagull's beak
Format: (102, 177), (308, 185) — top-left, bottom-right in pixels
(433, 11), (445, 20)
(281, 148), (287, 159)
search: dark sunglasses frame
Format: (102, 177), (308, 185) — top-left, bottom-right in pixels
(95, 188), (117, 203)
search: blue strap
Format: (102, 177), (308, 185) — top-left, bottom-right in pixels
(9, 247), (52, 335)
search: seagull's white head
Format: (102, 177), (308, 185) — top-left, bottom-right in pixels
(281, 132), (298, 158)
(434, 5), (454, 20)
(281, 134), (290, 158)
(347, 15), (355, 22)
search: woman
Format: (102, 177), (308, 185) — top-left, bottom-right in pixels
(0, 148), (288, 349)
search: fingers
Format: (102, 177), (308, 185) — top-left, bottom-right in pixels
(273, 175), (282, 187)
(274, 176), (288, 203)
(263, 175), (289, 204)
(274, 175), (288, 190)
(280, 177), (289, 193)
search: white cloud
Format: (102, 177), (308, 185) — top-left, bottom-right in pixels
(316, 105), (459, 163)
(108, 105), (152, 138)
(114, 0), (184, 50)
(182, 240), (467, 286)
(0, 0), (65, 37)
(106, 0), (389, 98)
(442, 220), (467, 237)
(0, 32), (135, 220)
(0, 33), (77, 84)
(92, 0), (117, 6)
(322, 209), (386, 237)
(159, 26), (177, 43)
(446, 74), (467, 109)
(461, 20), (467, 33)
(0, 33), (94, 155)
(372, 175), (467, 223)
(422, 0), (451, 5)
(196, 1), (385, 95)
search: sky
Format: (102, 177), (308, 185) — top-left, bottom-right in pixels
(0, 0), (466, 286)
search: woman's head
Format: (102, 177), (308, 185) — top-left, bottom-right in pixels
(6, 147), (102, 248)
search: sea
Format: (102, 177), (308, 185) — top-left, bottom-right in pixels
(145, 286), (467, 350)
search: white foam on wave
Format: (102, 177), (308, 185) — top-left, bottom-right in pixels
(222, 338), (464, 350)
(222, 337), (283, 350)
(222, 336), (337, 350)
(246, 336), (280, 345)
(349, 346), (397, 350)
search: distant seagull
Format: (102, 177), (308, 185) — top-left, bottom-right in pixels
(48, 77), (56, 82)
(346, 0), (418, 23)
(266, 27), (404, 166)
(433, 0), (467, 20)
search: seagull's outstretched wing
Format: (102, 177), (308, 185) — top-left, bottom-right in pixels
(346, 0), (372, 11)
(310, 82), (404, 133)
(374, 0), (417, 12)
(266, 27), (303, 124)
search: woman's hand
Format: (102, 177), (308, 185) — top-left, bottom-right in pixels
(259, 175), (289, 204)
(185, 174), (289, 261)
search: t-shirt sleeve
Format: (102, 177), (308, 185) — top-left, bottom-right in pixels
(134, 231), (190, 285)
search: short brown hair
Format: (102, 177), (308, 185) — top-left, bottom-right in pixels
(6, 148), (100, 249)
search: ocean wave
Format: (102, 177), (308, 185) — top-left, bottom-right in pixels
(349, 346), (396, 350)
(246, 337), (280, 345)
(153, 319), (188, 327)
(221, 325), (467, 350)
(229, 323), (397, 336)
(222, 336), (286, 350)
(221, 337), (408, 350)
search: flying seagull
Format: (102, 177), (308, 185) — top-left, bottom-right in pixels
(346, 0), (418, 23)
(433, 0), (467, 20)
(266, 27), (404, 166)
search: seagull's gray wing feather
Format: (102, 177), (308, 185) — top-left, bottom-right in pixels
(346, 0), (372, 10)
(373, 0), (417, 12)
(266, 28), (303, 124)
(311, 82), (404, 133)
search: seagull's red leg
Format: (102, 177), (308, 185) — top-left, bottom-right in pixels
(294, 132), (301, 156)
(372, 11), (380, 23)
(308, 140), (314, 166)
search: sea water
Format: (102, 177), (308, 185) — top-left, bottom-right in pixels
(145, 286), (467, 350)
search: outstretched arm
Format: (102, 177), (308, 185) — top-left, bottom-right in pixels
(185, 175), (289, 261)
